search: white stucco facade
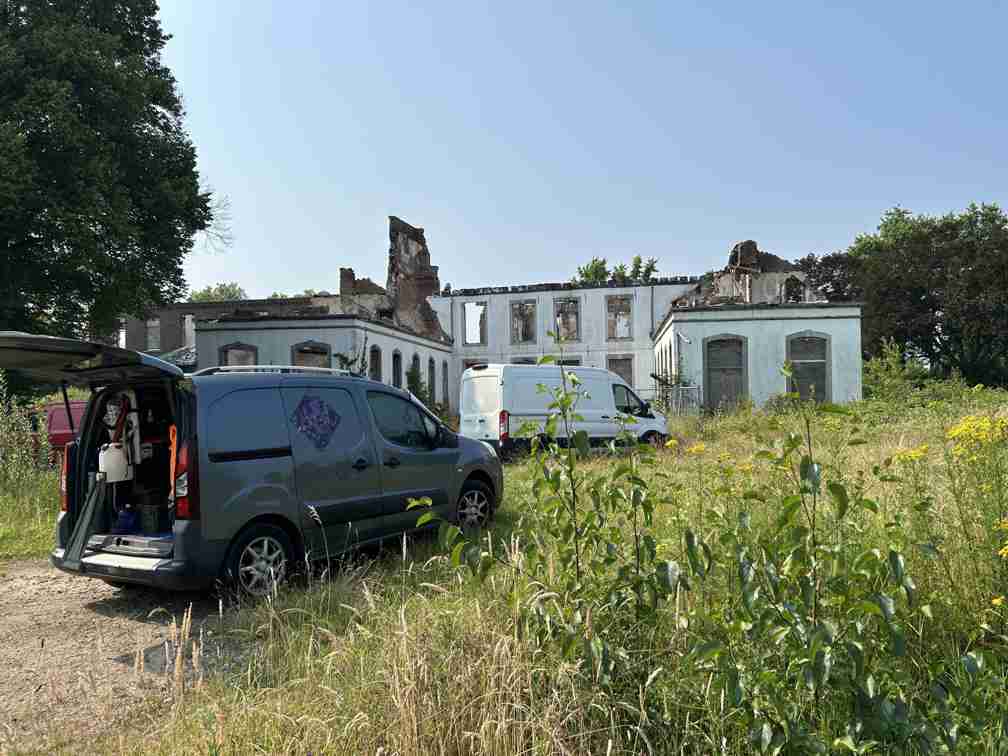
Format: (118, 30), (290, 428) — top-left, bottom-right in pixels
(652, 303), (863, 408)
(195, 316), (457, 409)
(428, 280), (697, 401)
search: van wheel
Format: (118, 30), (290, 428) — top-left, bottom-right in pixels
(225, 523), (295, 597)
(456, 480), (494, 529)
(642, 431), (665, 448)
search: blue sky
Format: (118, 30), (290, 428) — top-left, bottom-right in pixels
(158, 1), (1007, 298)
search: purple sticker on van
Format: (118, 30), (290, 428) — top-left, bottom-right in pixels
(291, 394), (341, 450)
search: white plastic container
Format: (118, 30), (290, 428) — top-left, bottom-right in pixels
(98, 442), (133, 483)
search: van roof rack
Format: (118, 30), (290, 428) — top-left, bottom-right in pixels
(193, 365), (355, 377)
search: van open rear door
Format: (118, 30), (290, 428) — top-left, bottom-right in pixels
(0, 331), (183, 386)
(459, 371), (500, 445)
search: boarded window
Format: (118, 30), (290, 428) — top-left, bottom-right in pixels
(442, 361), (449, 409)
(392, 352), (403, 388)
(146, 318), (160, 352)
(510, 300), (536, 344)
(606, 296), (632, 340)
(220, 342), (257, 366)
(369, 346), (382, 382)
(554, 298), (580, 342)
(705, 337), (746, 410)
(607, 355), (633, 386)
(464, 301), (487, 346)
(428, 358), (436, 403)
(788, 335), (828, 402)
(291, 341), (330, 368)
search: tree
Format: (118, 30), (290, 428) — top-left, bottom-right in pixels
(630, 255), (644, 281)
(189, 282), (247, 302)
(639, 257), (659, 283)
(0, 1), (213, 340)
(611, 263), (629, 285)
(574, 257), (609, 285)
(807, 204), (1008, 384)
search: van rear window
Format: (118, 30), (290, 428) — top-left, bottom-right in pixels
(461, 376), (498, 414)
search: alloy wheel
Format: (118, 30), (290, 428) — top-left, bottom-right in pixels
(458, 489), (490, 528)
(238, 535), (287, 595)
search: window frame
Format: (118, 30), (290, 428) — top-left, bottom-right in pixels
(369, 345), (383, 382)
(702, 334), (748, 410)
(219, 341), (259, 366)
(552, 296), (581, 343)
(786, 330), (831, 403)
(509, 298), (537, 345)
(428, 357), (436, 404)
(605, 295), (634, 341)
(290, 339), (331, 368)
(145, 317), (161, 352)
(613, 383), (646, 416)
(462, 300), (488, 346)
(442, 360), (449, 409)
(392, 350), (403, 388)
(606, 353), (634, 387)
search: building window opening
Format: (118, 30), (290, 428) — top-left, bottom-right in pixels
(606, 295), (632, 340)
(145, 318), (160, 352)
(369, 345), (382, 382)
(291, 340), (331, 368)
(510, 300), (536, 344)
(553, 297), (580, 342)
(464, 301), (487, 346)
(428, 358), (436, 404)
(787, 334), (829, 402)
(392, 351), (403, 388)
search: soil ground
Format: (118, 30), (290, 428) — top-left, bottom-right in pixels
(0, 560), (225, 755)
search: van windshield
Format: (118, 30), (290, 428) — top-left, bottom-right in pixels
(461, 376), (497, 414)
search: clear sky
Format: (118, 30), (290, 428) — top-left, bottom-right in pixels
(158, 1), (1007, 299)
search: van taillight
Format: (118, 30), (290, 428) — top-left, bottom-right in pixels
(499, 410), (509, 441)
(59, 445), (69, 512)
(174, 439), (200, 520)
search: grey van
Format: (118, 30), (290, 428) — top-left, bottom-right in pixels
(0, 332), (503, 595)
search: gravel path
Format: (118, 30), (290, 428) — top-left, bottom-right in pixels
(0, 560), (224, 754)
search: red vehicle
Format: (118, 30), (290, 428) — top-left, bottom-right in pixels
(28, 401), (87, 464)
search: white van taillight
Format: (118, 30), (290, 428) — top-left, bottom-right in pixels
(174, 439), (200, 520)
(499, 410), (510, 442)
(59, 445), (69, 512)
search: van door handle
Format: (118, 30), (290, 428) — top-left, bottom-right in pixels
(352, 458), (370, 471)
(601, 415), (611, 420)
(477, 418), (486, 423)
(385, 457), (401, 468)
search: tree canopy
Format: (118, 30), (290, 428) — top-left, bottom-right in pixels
(802, 204), (1008, 385)
(189, 282), (248, 302)
(0, 0), (212, 339)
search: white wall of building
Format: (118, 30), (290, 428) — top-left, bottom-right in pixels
(429, 281), (696, 400)
(195, 317), (457, 410)
(653, 304), (863, 407)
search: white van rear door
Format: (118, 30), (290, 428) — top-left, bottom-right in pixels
(459, 374), (499, 441)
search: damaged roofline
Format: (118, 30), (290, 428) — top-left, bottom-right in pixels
(197, 312), (455, 346)
(653, 301), (864, 341)
(441, 276), (701, 297)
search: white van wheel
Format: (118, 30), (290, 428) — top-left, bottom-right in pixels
(642, 431), (665, 448)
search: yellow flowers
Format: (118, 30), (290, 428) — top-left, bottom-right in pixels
(892, 444), (929, 465)
(686, 442), (706, 456)
(736, 462), (755, 474)
(993, 596), (1006, 607)
(946, 414), (1008, 460)
(664, 437), (679, 450)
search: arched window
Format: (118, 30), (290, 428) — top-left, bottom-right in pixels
(291, 340), (330, 368)
(783, 275), (805, 303)
(703, 335), (747, 410)
(442, 360), (449, 410)
(369, 345), (382, 382)
(787, 332), (830, 402)
(428, 357), (436, 404)
(392, 351), (403, 388)
(219, 342), (258, 366)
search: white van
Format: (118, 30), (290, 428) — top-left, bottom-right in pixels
(459, 363), (668, 453)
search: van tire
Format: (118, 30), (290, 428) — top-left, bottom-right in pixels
(456, 479), (495, 529)
(223, 523), (295, 597)
(642, 431), (665, 448)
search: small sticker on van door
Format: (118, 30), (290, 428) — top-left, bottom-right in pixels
(291, 394), (342, 450)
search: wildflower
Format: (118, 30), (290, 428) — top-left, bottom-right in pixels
(946, 414), (1008, 459)
(664, 438), (679, 450)
(999, 544), (1008, 559)
(736, 462), (754, 474)
(992, 596), (1005, 607)
(686, 442), (706, 456)
(892, 444), (929, 465)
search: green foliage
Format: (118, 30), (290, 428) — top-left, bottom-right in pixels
(573, 254), (660, 285)
(188, 281), (248, 302)
(803, 204), (1008, 386)
(574, 257), (609, 284)
(0, 0), (212, 339)
(863, 339), (932, 402)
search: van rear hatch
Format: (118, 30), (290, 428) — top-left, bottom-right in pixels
(460, 372), (500, 442)
(0, 331), (183, 386)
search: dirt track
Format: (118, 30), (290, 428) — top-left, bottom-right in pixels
(0, 560), (225, 754)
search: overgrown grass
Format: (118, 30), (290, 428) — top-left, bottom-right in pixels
(0, 373), (59, 560)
